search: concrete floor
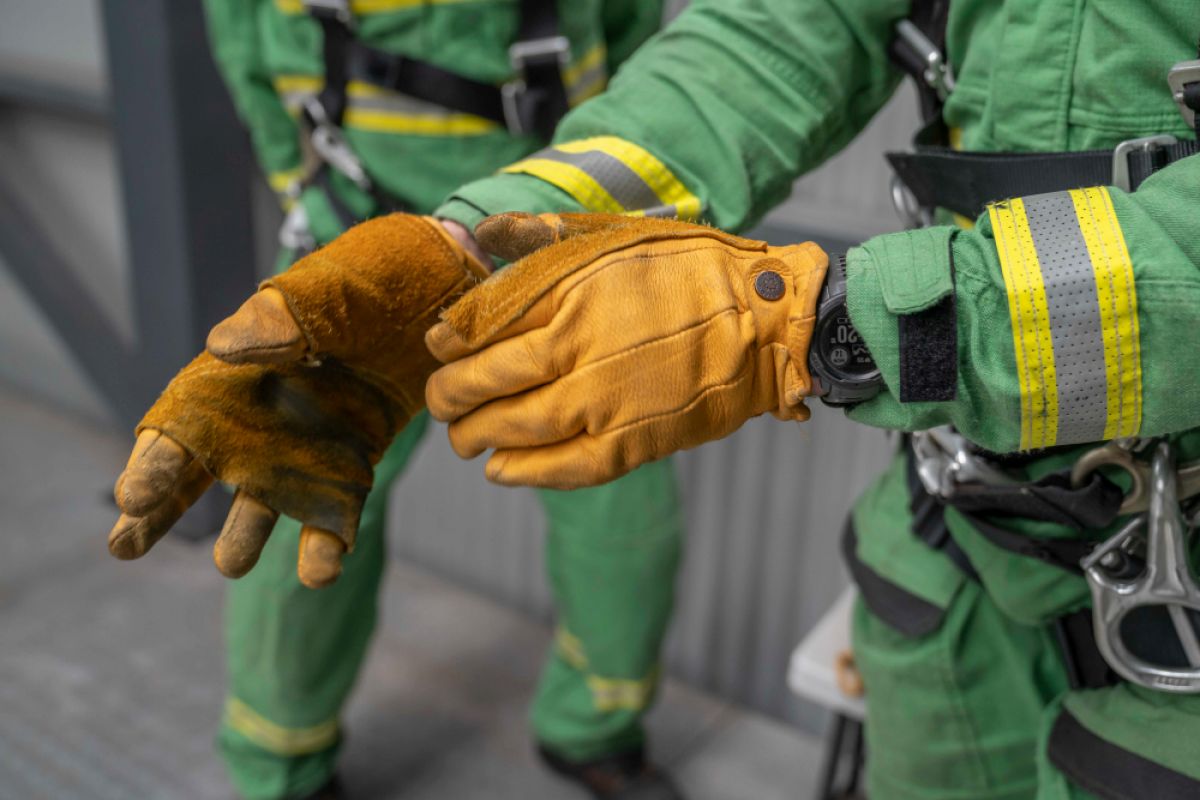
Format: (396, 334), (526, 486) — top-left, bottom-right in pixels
(0, 385), (823, 800)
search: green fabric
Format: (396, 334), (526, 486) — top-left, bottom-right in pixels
(852, 584), (1069, 800)
(206, 2), (680, 796)
(532, 467), (683, 761)
(220, 418), (682, 797)
(872, 226), (955, 315)
(202, 0), (665, 216)
(852, 453), (965, 610)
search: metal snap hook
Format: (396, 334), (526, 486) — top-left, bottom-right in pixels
(1082, 442), (1200, 693)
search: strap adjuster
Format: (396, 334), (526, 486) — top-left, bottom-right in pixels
(1167, 59), (1200, 130)
(302, 0), (355, 27)
(1111, 134), (1178, 192)
(501, 35), (570, 135)
(301, 97), (372, 191)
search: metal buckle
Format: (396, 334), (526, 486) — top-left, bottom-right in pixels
(502, 36), (570, 135)
(1082, 442), (1200, 693)
(301, 97), (372, 191)
(1111, 134), (1178, 192)
(302, 0), (355, 27)
(894, 20), (956, 101)
(1168, 59), (1200, 130)
(911, 426), (1017, 499)
(889, 174), (933, 230)
(278, 204), (316, 253)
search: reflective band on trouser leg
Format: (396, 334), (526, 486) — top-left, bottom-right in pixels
(223, 698), (340, 758)
(501, 136), (704, 220)
(988, 187), (1141, 450)
(554, 626), (660, 713)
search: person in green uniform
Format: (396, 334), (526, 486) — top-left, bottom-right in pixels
(110, 0), (1200, 798)
(201, 2), (685, 798)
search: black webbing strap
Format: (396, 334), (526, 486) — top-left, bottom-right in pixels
(1053, 609), (1119, 690)
(1048, 709), (1200, 799)
(309, 6), (353, 126)
(841, 520), (950, 638)
(307, 0), (567, 139)
(904, 447), (978, 581)
(886, 140), (1200, 218)
(346, 44), (507, 124)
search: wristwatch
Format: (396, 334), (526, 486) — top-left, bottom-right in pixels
(807, 253), (883, 406)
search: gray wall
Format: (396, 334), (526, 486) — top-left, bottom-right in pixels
(0, 0), (918, 730)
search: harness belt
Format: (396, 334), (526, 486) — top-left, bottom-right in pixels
(887, 138), (1200, 219)
(305, 0), (569, 140)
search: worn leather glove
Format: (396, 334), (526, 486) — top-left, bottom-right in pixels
(109, 214), (487, 587)
(424, 212), (828, 489)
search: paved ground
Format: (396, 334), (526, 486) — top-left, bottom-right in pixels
(0, 385), (823, 800)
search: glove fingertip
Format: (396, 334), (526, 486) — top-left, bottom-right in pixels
(425, 322), (472, 363)
(475, 213), (558, 262)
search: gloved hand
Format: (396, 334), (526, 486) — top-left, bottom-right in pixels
(424, 212), (828, 489)
(109, 214), (488, 587)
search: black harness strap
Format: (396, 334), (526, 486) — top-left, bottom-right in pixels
(1048, 709), (1200, 800)
(887, 141), (1200, 218)
(306, 0), (568, 140)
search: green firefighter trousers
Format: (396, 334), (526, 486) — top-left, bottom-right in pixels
(850, 455), (1200, 800)
(218, 414), (684, 800)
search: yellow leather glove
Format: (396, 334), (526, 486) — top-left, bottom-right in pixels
(425, 212), (828, 489)
(109, 214), (487, 587)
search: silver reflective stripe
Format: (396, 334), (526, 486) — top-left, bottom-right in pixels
(1022, 192), (1109, 444)
(532, 148), (664, 212)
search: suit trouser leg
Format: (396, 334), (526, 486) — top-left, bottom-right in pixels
(217, 415), (429, 800)
(530, 459), (685, 762)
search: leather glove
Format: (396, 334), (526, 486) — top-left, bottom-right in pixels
(109, 214), (487, 587)
(424, 212), (828, 489)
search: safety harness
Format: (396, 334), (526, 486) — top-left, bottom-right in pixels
(887, 4), (1200, 221)
(282, 0), (570, 248)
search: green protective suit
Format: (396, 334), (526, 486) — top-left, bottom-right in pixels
(202, 3), (683, 798)
(429, 0), (1200, 797)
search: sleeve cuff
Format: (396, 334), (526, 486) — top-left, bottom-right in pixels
(434, 173), (588, 233)
(844, 226), (958, 432)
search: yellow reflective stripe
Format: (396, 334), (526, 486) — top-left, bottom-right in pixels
(1070, 187), (1142, 439)
(342, 108), (498, 135)
(276, 0), (486, 14)
(989, 198), (1059, 450)
(274, 75), (323, 95)
(562, 43), (605, 87)
(555, 137), (703, 220)
(501, 157), (627, 213)
(268, 166), (305, 194)
(555, 626), (588, 670)
(223, 698), (339, 757)
(586, 668), (659, 713)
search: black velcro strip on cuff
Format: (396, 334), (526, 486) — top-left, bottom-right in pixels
(898, 292), (956, 402)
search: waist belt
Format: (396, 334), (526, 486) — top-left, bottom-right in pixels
(887, 137), (1200, 218)
(307, 0), (569, 140)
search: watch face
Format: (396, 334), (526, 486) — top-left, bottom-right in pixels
(818, 309), (876, 378)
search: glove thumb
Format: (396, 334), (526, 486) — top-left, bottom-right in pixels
(206, 287), (309, 365)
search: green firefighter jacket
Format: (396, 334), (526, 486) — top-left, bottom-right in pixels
(202, 0), (664, 239)
(434, 0), (1199, 628)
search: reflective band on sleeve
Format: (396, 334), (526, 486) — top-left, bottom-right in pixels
(1070, 187), (1142, 439)
(988, 187), (1141, 450)
(555, 625), (588, 670)
(223, 697), (340, 757)
(501, 136), (703, 220)
(562, 43), (607, 106)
